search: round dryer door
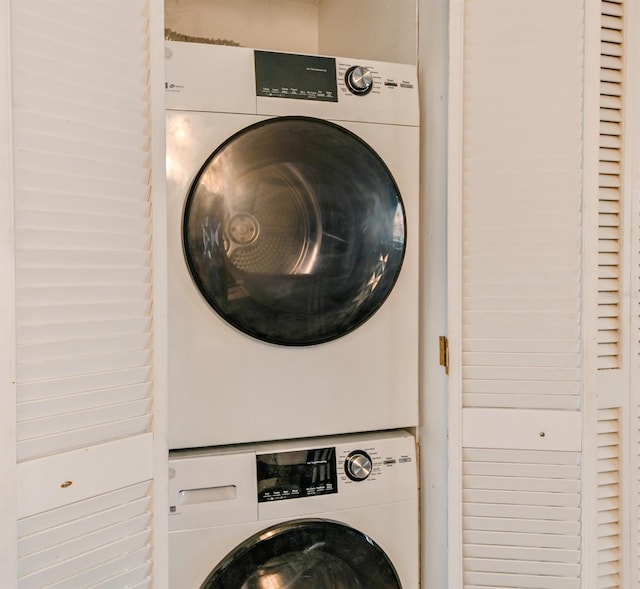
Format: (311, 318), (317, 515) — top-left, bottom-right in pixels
(183, 116), (406, 346)
(200, 519), (402, 589)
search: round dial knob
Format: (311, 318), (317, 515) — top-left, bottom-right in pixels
(345, 66), (374, 95)
(344, 450), (373, 481)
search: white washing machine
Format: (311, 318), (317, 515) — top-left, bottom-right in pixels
(165, 41), (420, 449)
(168, 429), (419, 588)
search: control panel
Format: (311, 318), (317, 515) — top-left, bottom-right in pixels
(254, 50), (416, 102)
(168, 430), (417, 531)
(255, 432), (416, 506)
(165, 42), (419, 127)
(336, 59), (415, 100)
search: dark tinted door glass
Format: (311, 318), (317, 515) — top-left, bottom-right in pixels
(201, 519), (402, 589)
(183, 117), (406, 346)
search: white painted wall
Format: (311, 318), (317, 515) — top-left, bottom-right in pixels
(164, 0), (319, 54)
(165, 0), (416, 64)
(318, 0), (417, 64)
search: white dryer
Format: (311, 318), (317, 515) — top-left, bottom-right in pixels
(165, 41), (419, 449)
(168, 430), (419, 588)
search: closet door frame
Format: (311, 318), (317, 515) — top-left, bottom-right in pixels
(0, 0), (17, 583)
(446, 0), (464, 583)
(149, 0), (169, 580)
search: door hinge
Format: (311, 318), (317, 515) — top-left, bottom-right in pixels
(439, 336), (449, 375)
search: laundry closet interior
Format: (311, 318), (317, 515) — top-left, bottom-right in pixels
(164, 1), (423, 587)
(9, 1), (639, 588)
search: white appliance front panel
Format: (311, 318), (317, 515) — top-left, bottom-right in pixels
(164, 42), (257, 114)
(166, 110), (419, 448)
(168, 430), (417, 531)
(170, 501), (419, 589)
(164, 41), (419, 126)
(168, 431), (419, 589)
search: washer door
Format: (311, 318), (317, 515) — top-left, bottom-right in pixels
(200, 519), (402, 589)
(183, 116), (406, 346)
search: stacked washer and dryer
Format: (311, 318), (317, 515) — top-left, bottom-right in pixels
(165, 40), (420, 588)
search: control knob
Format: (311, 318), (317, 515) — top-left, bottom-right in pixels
(345, 66), (374, 95)
(344, 450), (373, 481)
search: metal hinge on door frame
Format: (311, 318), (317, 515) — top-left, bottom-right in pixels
(439, 336), (449, 375)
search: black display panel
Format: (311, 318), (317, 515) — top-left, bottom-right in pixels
(255, 51), (338, 102)
(257, 447), (337, 502)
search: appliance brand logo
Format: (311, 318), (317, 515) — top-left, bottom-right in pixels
(165, 82), (184, 92)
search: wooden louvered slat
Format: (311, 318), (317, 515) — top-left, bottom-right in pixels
(600, 131), (622, 151)
(601, 55), (623, 71)
(602, 1), (624, 17)
(600, 212), (621, 227)
(600, 108), (623, 123)
(602, 38), (623, 53)
(600, 68), (623, 84)
(17, 399), (151, 439)
(465, 556), (580, 577)
(602, 14), (623, 30)
(598, 225), (620, 239)
(601, 130), (622, 146)
(599, 202), (621, 217)
(466, 502), (580, 521)
(601, 81), (622, 97)
(17, 382), (149, 421)
(17, 417), (152, 464)
(462, 395), (580, 411)
(600, 174), (621, 187)
(599, 277), (620, 291)
(597, 313), (619, 329)
(17, 333), (152, 364)
(463, 380), (580, 395)
(598, 330), (619, 345)
(600, 148), (621, 161)
(16, 349), (152, 383)
(599, 239), (620, 255)
(16, 366), (151, 404)
(463, 338), (579, 354)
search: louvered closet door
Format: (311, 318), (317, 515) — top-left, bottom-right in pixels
(10, 2), (166, 588)
(449, 1), (585, 587)
(588, 1), (640, 587)
(597, 0), (625, 372)
(591, 2), (628, 588)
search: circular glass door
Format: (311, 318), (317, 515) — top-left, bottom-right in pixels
(183, 116), (406, 346)
(200, 519), (402, 589)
